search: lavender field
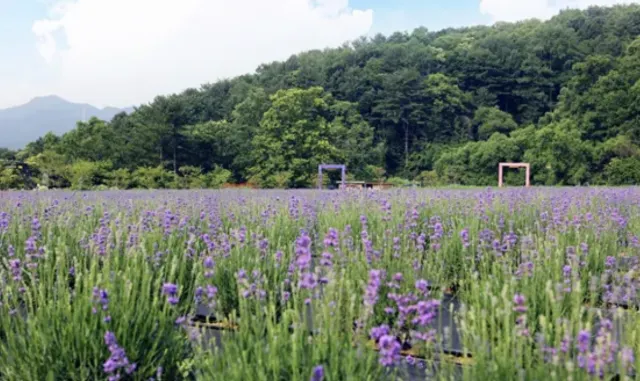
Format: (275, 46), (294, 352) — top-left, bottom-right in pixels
(0, 188), (639, 381)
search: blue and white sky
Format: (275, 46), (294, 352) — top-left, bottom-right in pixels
(0, 0), (637, 109)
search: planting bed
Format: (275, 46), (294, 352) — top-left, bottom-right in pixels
(0, 187), (639, 380)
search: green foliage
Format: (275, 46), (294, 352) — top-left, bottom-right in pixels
(416, 170), (439, 186)
(132, 166), (177, 189)
(249, 87), (381, 188)
(4, 4), (640, 187)
(203, 166), (232, 189)
(362, 165), (386, 183)
(178, 166), (205, 189)
(435, 133), (520, 186)
(107, 168), (133, 189)
(474, 106), (518, 140)
(604, 157), (640, 185)
(522, 120), (592, 185)
(69, 160), (112, 190)
(25, 150), (70, 188)
(385, 176), (411, 186)
(0, 166), (23, 190)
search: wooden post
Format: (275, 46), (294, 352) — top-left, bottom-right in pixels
(525, 164), (530, 187)
(498, 164), (504, 188)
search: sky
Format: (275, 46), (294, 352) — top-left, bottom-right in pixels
(0, 0), (638, 109)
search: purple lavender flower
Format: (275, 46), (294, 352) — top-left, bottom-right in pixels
(415, 279), (429, 294)
(459, 228), (470, 248)
(92, 287), (110, 311)
(206, 285), (218, 299)
(513, 294), (527, 313)
(310, 365), (324, 381)
(364, 270), (384, 311)
(203, 256), (215, 268)
(9, 259), (21, 281)
(299, 272), (318, 290)
(405, 355), (415, 366)
(621, 347), (635, 367)
(162, 283), (178, 296)
(103, 331), (134, 379)
(162, 283), (179, 305)
(378, 335), (401, 366)
(195, 286), (204, 302)
(605, 256), (616, 268)
(370, 325), (390, 341)
(577, 330), (590, 353)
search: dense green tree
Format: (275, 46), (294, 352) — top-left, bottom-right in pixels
(58, 118), (117, 162)
(522, 120), (592, 185)
(249, 87), (382, 188)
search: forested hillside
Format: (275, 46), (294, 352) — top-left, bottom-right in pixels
(2, 4), (640, 189)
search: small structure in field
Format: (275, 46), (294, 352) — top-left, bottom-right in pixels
(318, 164), (347, 189)
(344, 181), (394, 190)
(498, 162), (531, 187)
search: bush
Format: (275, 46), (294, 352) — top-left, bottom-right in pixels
(604, 157), (640, 185)
(385, 177), (411, 186)
(0, 165), (27, 190)
(69, 161), (112, 190)
(178, 166), (206, 189)
(107, 168), (133, 189)
(132, 166), (177, 189)
(204, 166), (232, 189)
(415, 170), (439, 187)
(363, 165), (386, 183)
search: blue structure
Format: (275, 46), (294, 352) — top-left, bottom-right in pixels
(318, 164), (346, 189)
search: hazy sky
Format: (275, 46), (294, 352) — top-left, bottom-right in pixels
(1, 0), (638, 109)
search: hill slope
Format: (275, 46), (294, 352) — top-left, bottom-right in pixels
(0, 96), (133, 149)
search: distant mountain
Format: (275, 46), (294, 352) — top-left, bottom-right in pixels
(0, 95), (134, 149)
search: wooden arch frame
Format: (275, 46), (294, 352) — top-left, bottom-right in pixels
(498, 162), (531, 187)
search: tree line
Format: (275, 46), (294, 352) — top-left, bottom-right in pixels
(2, 4), (640, 189)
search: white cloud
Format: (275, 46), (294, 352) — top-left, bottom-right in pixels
(480, 0), (640, 23)
(32, 0), (373, 108)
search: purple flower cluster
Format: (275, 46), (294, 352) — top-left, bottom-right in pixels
(92, 286), (111, 322)
(162, 283), (179, 305)
(363, 269), (384, 317)
(459, 228), (470, 249)
(513, 293), (529, 337)
(310, 365), (324, 381)
(103, 331), (136, 381)
(378, 335), (402, 366)
(294, 232), (312, 271)
(9, 259), (22, 282)
(237, 269), (266, 300)
(195, 284), (218, 310)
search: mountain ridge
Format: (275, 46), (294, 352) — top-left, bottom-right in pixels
(0, 95), (133, 150)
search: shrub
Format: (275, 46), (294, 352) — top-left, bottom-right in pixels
(416, 170), (439, 187)
(132, 166), (177, 189)
(204, 166), (232, 189)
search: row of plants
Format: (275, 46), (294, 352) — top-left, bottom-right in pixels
(0, 188), (638, 380)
